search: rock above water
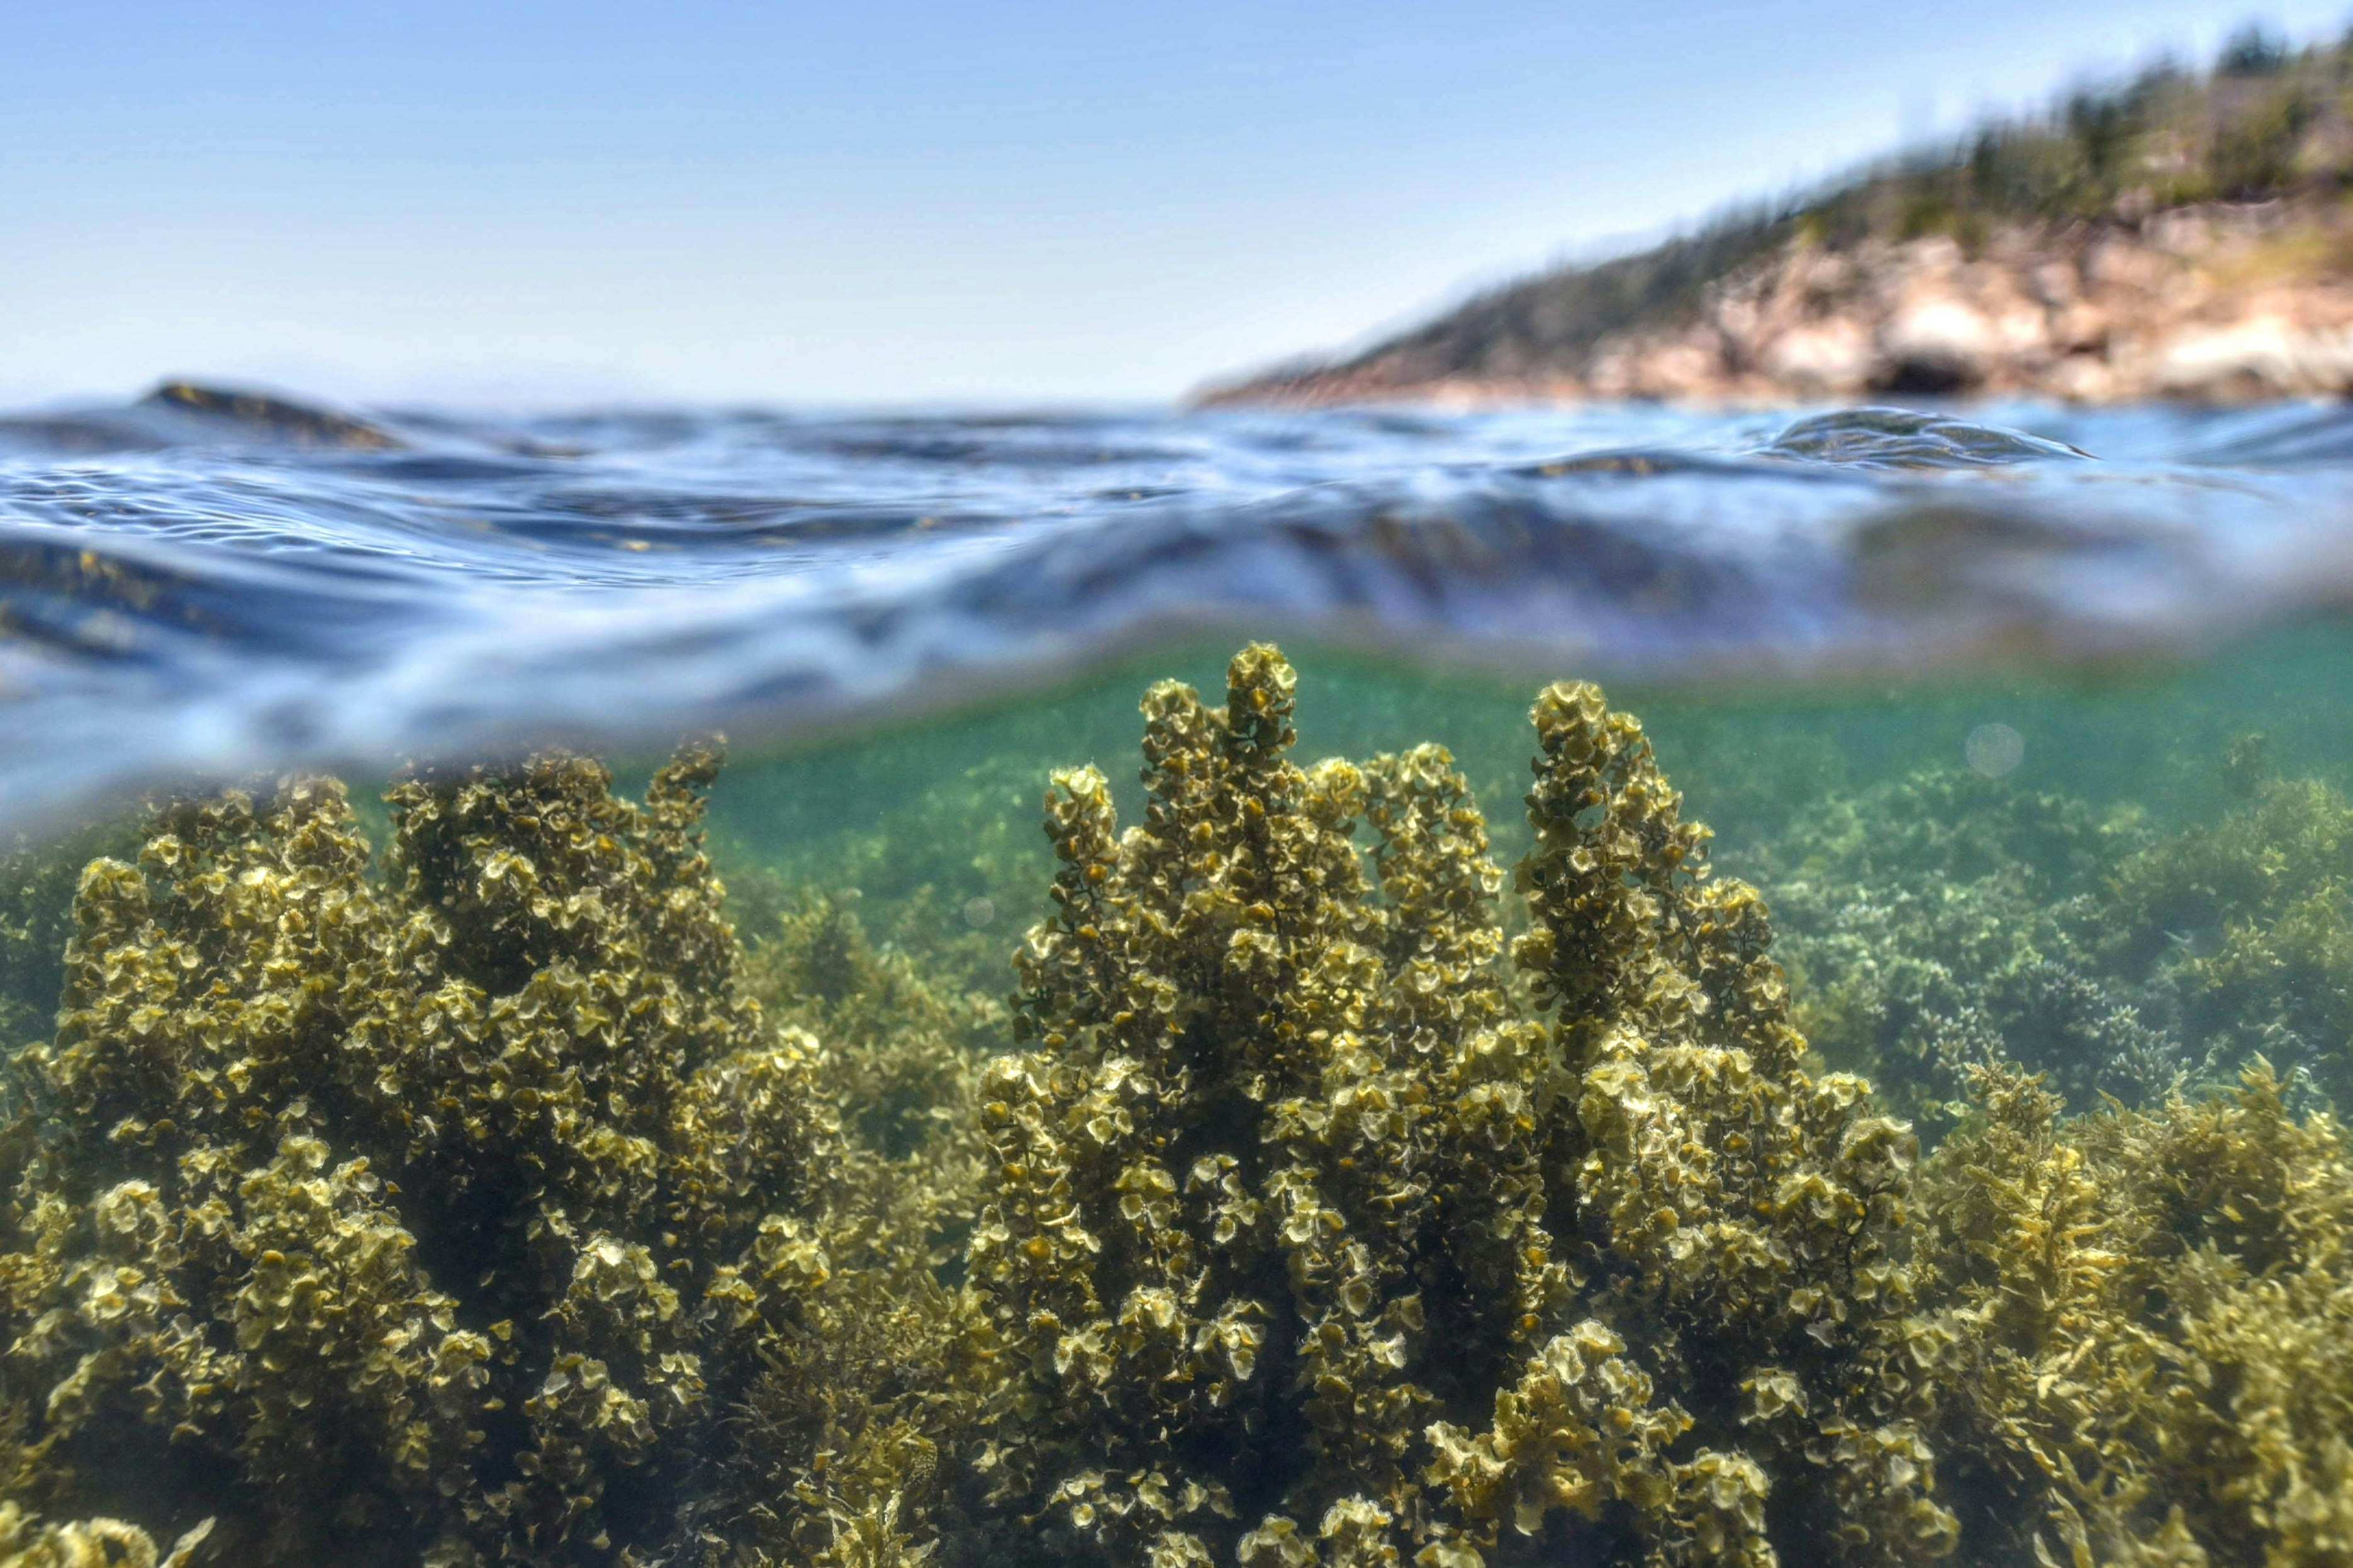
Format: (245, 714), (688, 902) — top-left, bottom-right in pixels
(139, 379), (407, 448)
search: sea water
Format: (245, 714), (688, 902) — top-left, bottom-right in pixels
(1, 384), (2351, 1566)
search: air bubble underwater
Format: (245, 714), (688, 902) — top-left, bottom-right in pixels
(1964, 722), (2024, 777)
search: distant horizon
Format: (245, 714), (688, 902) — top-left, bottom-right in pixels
(8, 1), (2349, 408)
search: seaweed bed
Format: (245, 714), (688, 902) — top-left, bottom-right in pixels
(0, 647), (2346, 1568)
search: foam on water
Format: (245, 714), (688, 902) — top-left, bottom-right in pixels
(3, 383), (2352, 829)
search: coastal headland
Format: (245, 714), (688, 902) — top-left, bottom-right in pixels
(1202, 29), (2353, 408)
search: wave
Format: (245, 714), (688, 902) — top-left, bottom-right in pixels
(0, 382), (2350, 830)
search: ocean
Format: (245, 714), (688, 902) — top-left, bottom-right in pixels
(3, 382), (2352, 1568)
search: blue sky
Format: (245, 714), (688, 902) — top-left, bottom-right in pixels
(4, 2), (2348, 406)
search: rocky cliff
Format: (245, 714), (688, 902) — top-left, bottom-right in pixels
(1200, 28), (2353, 408)
(1200, 201), (2353, 407)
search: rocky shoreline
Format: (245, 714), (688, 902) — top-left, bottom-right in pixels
(1200, 201), (2353, 407)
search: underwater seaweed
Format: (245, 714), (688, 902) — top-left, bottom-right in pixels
(0, 822), (140, 1057)
(1754, 767), (2168, 1125)
(2101, 767), (2353, 1107)
(718, 748), (1062, 1001)
(0, 748), (969, 1567)
(1920, 1060), (2353, 1568)
(745, 891), (999, 1167)
(739, 891), (997, 1289)
(966, 645), (1954, 1568)
(0, 1504), (211, 1568)
(1, 648), (2350, 1568)
(1761, 742), (2353, 1127)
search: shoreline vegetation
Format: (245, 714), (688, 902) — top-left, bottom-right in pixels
(1199, 26), (2353, 408)
(0, 645), (2348, 1567)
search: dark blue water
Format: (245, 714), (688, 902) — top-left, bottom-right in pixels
(6, 381), (2353, 830)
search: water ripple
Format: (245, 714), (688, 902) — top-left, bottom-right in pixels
(0, 384), (2350, 829)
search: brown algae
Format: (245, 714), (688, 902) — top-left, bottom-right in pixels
(0, 646), (2340, 1567)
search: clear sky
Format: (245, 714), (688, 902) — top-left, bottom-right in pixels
(4, 1), (2348, 407)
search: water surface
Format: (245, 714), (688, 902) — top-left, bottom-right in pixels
(7, 384), (2353, 828)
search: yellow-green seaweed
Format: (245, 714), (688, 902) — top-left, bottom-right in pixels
(2101, 768), (2353, 1107)
(0, 821), (140, 1057)
(1756, 768), (2167, 1125)
(0, 645), (2349, 1568)
(1761, 745), (2353, 1128)
(966, 647), (1952, 1568)
(1919, 1061), (2353, 1567)
(0, 748), (960, 1567)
